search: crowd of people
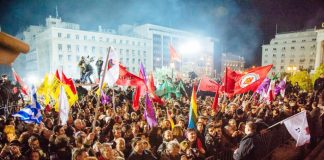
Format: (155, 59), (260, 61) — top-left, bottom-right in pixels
(0, 73), (323, 160)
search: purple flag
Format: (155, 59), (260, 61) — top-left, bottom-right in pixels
(144, 93), (158, 127)
(256, 78), (270, 94)
(101, 91), (111, 105)
(274, 78), (286, 97)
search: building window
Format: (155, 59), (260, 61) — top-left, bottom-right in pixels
(67, 45), (71, 52)
(68, 55), (72, 61)
(273, 54), (276, 57)
(84, 36), (87, 40)
(292, 40), (296, 43)
(58, 44), (62, 51)
(67, 34), (71, 39)
(300, 59), (305, 63)
(273, 48), (277, 51)
(302, 40), (306, 42)
(265, 48), (268, 51)
(58, 33), (62, 38)
(144, 42), (146, 46)
(120, 58), (123, 62)
(138, 50), (140, 57)
(92, 36), (95, 41)
(99, 37), (103, 41)
(76, 35), (79, 40)
(126, 49), (129, 54)
(132, 67), (135, 72)
(310, 59), (315, 62)
(92, 46), (95, 53)
(84, 46), (87, 52)
(144, 58), (146, 64)
(291, 47), (295, 50)
(143, 51), (146, 57)
(281, 66), (284, 69)
(59, 54), (63, 61)
(76, 45), (80, 52)
(120, 40), (123, 44)
(274, 42), (278, 44)
(312, 38), (316, 41)
(301, 46), (305, 49)
(132, 41), (135, 45)
(120, 49), (123, 54)
(283, 41), (287, 43)
(126, 58), (129, 64)
(106, 38), (109, 42)
(138, 59), (141, 64)
(138, 42), (140, 46)
(132, 58), (135, 63)
(282, 47), (285, 51)
(132, 50), (135, 57)
(281, 59), (284, 63)
(113, 39), (116, 44)
(281, 54), (285, 57)
(126, 40), (129, 44)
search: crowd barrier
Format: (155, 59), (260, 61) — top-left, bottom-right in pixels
(206, 124), (292, 160)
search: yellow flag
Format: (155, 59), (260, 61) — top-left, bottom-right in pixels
(96, 82), (107, 96)
(49, 74), (62, 101)
(54, 84), (78, 112)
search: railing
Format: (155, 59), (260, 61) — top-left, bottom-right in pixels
(206, 125), (292, 160)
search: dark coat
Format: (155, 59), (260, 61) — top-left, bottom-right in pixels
(127, 150), (157, 160)
(233, 133), (257, 160)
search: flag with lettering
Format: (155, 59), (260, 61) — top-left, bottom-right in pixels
(283, 111), (310, 147)
(198, 76), (220, 92)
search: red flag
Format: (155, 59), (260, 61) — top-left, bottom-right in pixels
(116, 65), (145, 87)
(148, 73), (164, 105)
(55, 69), (61, 81)
(198, 77), (220, 92)
(132, 86), (141, 111)
(220, 67), (242, 97)
(169, 44), (181, 62)
(234, 65), (273, 94)
(12, 69), (29, 95)
(61, 71), (77, 95)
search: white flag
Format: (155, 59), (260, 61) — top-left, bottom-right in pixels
(100, 47), (120, 88)
(283, 111), (310, 147)
(59, 86), (70, 125)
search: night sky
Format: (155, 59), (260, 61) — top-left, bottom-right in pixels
(0, 0), (324, 67)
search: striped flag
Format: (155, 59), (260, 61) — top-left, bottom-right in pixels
(13, 86), (42, 124)
(188, 85), (198, 129)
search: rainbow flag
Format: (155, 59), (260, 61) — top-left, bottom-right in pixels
(188, 85), (198, 129)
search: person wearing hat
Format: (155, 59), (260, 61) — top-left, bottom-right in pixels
(0, 140), (26, 160)
(127, 137), (157, 160)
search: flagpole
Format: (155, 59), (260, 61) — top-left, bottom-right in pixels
(92, 47), (111, 131)
(112, 87), (116, 114)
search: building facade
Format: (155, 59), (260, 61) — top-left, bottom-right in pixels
(14, 16), (152, 82)
(130, 24), (215, 77)
(220, 53), (245, 75)
(14, 16), (215, 82)
(262, 29), (317, 73)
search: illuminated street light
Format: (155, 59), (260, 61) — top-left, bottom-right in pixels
(179, 39), (202, 55)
